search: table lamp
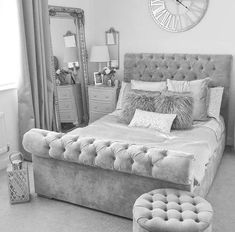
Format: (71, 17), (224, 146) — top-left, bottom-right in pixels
(89, 45), (110, 71)
(64, 47), (79, 82)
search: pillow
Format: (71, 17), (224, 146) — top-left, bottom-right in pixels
(131, 80), (167, 92)
(167, 78), (210, 121)
(129, 109), (176, 133)
(207, 87), (224, 120)
(116, 81), (131, 110)
(119, 90), (159, 124)
(154, 91), (194, 129)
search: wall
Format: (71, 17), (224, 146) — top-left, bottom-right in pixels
(90, 0), (235, 145)
(0, 89), (19, 169)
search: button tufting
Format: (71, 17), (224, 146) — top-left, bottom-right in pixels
(134, 189), (213, 231)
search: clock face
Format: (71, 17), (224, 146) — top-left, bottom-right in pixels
(149, 0), (209, 32)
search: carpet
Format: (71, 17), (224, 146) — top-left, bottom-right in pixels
(0, 150), (234, 232)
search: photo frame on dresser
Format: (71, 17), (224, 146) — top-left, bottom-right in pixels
(94, 72), (103, 85)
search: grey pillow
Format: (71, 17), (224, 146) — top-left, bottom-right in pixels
(154, 91), (194, 130)
(119, 90), (160, 124)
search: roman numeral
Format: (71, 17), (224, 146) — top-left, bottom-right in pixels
(150, 0), (164, 6)
(150, 0), (165, 17)
(189, 3), (204, 16)
(183, 13), (194, 27)
(171, 15), (182, 31)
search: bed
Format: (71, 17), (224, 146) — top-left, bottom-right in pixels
(23, 53), (232, 218)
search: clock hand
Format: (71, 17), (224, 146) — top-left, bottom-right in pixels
(176, 0), (189, 10)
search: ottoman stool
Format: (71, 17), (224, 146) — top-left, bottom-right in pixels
(133, 189), (213, 232)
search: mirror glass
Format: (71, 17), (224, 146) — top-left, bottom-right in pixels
(105, 28), (119, 69)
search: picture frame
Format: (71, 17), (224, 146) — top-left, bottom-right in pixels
(94, 72), (103, 85)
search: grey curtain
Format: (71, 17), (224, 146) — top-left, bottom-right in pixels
(18, 0), (54, 160)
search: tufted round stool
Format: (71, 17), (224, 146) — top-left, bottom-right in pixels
(133, 189), (213, 232)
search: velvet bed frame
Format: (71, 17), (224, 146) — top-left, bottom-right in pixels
(23, 53), (232, 219)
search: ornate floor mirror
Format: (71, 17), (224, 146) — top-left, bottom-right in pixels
(49, 6), (89, 132)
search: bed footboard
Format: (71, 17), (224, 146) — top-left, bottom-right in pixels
(32, 154), (191, 218)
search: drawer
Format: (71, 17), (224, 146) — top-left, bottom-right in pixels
(57, 87), (73, 100)
(59, 111), (75, 122)
(89, 101), (114, 113)
(89, 111), (107, 123)
(89, 89), (114, 102)
(58, 100), (73, 110)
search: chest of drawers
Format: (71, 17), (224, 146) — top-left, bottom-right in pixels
(57, 84), (83, 125)
(88, 85), (118, 123)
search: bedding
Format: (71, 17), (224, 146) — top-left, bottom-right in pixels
(129, 109), (176, 133)
(70, 111), (225, 185)
(166, 78), (210, 121)
(154, 91), (194, 129)
(131, 80), (166, 92)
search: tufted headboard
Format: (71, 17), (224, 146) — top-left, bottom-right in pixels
(124, 53), (232, 127)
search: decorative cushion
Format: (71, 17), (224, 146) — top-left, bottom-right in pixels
(167, 78), (210, 121)
(119, 90), (159, 124)
(116, 81), (131, 110)
(131, 80), (167, 92)
(207, 87), (224, 120)
(133, 188), (213, 232)
(129, 109), (176, 133)
(155, 91), (194, 129)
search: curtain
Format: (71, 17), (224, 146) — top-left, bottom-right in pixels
(18, 0), (55, 160)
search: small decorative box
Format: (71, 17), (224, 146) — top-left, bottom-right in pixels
(7, 154), (30, 204)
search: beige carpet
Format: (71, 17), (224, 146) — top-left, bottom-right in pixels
(0, 150), (235, 232)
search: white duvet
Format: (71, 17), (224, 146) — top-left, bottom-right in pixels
(70, 110), (225, 184)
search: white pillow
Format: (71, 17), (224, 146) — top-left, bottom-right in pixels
(131, 80), (167, 92)
(129, 109), (176, 133)
(207, 87), (224, 120)
(116, 81), (131, 110)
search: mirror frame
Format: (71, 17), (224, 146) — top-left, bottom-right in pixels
(105, 27), (119, 69)
(49, 5), (90, 128)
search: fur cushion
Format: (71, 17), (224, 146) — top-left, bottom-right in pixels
(154, 91), (194, 130)
(119, 90), (160, 124)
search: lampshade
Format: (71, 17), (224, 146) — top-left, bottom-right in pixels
(63, 47), (78, 63)
(89, 45), (110, 62)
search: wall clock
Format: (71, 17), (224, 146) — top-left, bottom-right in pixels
(149, 0), (209, 32)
